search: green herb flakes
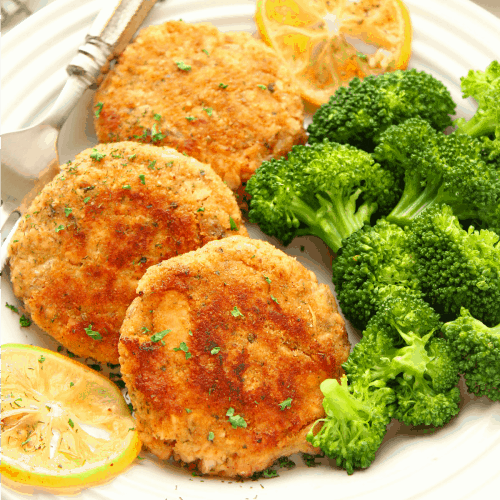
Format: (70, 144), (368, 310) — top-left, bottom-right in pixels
(219, 83), (228, 89)
(84, 196), (91, 204)
(231, 306), (244, 318)
(197, 207), (205, 212)
(55, 225), (65, 233)
(84, 324), (102, 340)
(176, 61), (192, 71)
(279, 397), (292, 410)
(151, 329), (171, 342)
(151, 124), (166, 142)
(203, 107), (213, 116)
(211, 347), (221, 355)
(208, 431), (215, 441)
(185, 408), (192, 413)
(5, 303), (18, 313)
(148, 160), (157, 170)
(38, 355), (45, 364)
(122, 184), (131, 190)
(229, 216), (239, 231)
(226, 407), (247, 429)
(202, 49), (210, 56)
(68, 418), (75, 428)
(271, 295), (279, 304)
(90, 148), (106, 161)
(64, 207), (73, 217)
(94, 102), (104, 118)
(173, 341), (192, 359)
(186, 116), (196, 122)
(154, 113), (161, 121)
(139, 174), (146, 185)
(257, 84), (267, 90)
(20, 315), (32, 327)
(264, 275), (271, 284)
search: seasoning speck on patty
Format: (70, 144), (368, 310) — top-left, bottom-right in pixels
(94, 21), (307, 190)
(119, 236), (350, 477)
(8, 142), (247, 363)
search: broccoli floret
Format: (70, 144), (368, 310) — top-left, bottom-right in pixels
(373, 117), (500, 227)
(308, 69), (456, 151)
(409, 204), (500, 326)
(454, 60), (500, 145)
(332, 219), (420, 330)
(443, 308), (500, 401)
(344, 293), (461, 428)
(307, 374), (395, 475)
(246, 141), (397, 252)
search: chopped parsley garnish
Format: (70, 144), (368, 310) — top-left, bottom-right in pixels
(219, 83), (228, 89)
(94, 102), (104, 117)
(151, 329), (171, 342)
(84, 324), (102, 340)
(38, 355), (45, 364)
(5, 303), (18, 313)
(211, 347), (221, 355)
(357, 52), (368, 60)
(226, 407), (247, 429)
(55, 225), (65, 233)
(231, 306), (244, 318)
(70, 382), (74, 387)
(262, 469), (278, 478)
(154, 113), (162, 121)
(197, 207), (205, 212)
(128, 154), (137, 160)
(186, 116), (196, 122)
(202, 49), (210, 56)
(90, 148), (106, 161)
(139, 174), (146, 185)
(188, 330), (193, 336)
(279, 397), (292, 410)
(176, 61), (192, 71)
(208, 431), (215, 441)
(84, 196), (91, 204)
(122, 184), (131, 190)
(20, 315), (32, 327)
(229, 216), (238, 231)
(151, 124), (166, 143)
(203, 107), (213, 116)
(264, 275), (271, 284)
(257, 84), (267, 90)
(147, 160), (157, 170)
(271, 295), (279, 304)
(302, 453), (322, 467)
(185, 408), (192, 413)
(173, 341), (192, 359)
(68, 418), (75, 428)
(64, 207), (72, 217)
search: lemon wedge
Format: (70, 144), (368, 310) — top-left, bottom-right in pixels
(1, 343), (141, 492)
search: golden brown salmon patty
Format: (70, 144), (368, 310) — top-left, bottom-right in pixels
(119, 236), (350, 477)
(8, 142), (247, 364)
(93, 21), (307, 190)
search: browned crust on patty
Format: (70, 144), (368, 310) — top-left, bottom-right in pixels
(8, 142), (247, 363)
(94, 21), (307, 190)
(119, 236), (350, 477)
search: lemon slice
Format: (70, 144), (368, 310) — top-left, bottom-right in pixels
(255, 0), (413, 106)
(1, 344), (141, 492)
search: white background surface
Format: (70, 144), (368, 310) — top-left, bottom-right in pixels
(2, 1), (500, 499)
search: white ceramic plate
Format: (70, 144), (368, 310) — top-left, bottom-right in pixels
(2, 1), (500, 499)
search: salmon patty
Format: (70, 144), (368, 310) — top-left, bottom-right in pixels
(94, 21), (307, 190)
(8, 142), (247, 363)
(119, 236), (350, 477)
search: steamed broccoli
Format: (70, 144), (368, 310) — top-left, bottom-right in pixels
(246, 141), (397, 252)
(332, 219), (420, 330)
(308, 69), (456, 151)
(409, 204), (500, 327)
(307, 373), (395, 475)
(454, 60), (500, 154)
(373, 117), (500, 228)
(443, 308), (500, 401)
(345, 292), (461, 427)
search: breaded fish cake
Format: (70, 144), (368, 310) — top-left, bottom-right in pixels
(94, 21), (307, 190)
(8, 142), (247, 363)
(119, 236), (350, 477)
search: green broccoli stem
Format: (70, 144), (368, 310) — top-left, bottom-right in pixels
(457, 116), (497, 139)
(288, 190), (377, 253)
(386, 173), (442, 226)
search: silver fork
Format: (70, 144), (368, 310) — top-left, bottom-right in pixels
(0, 0), (158, 257)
